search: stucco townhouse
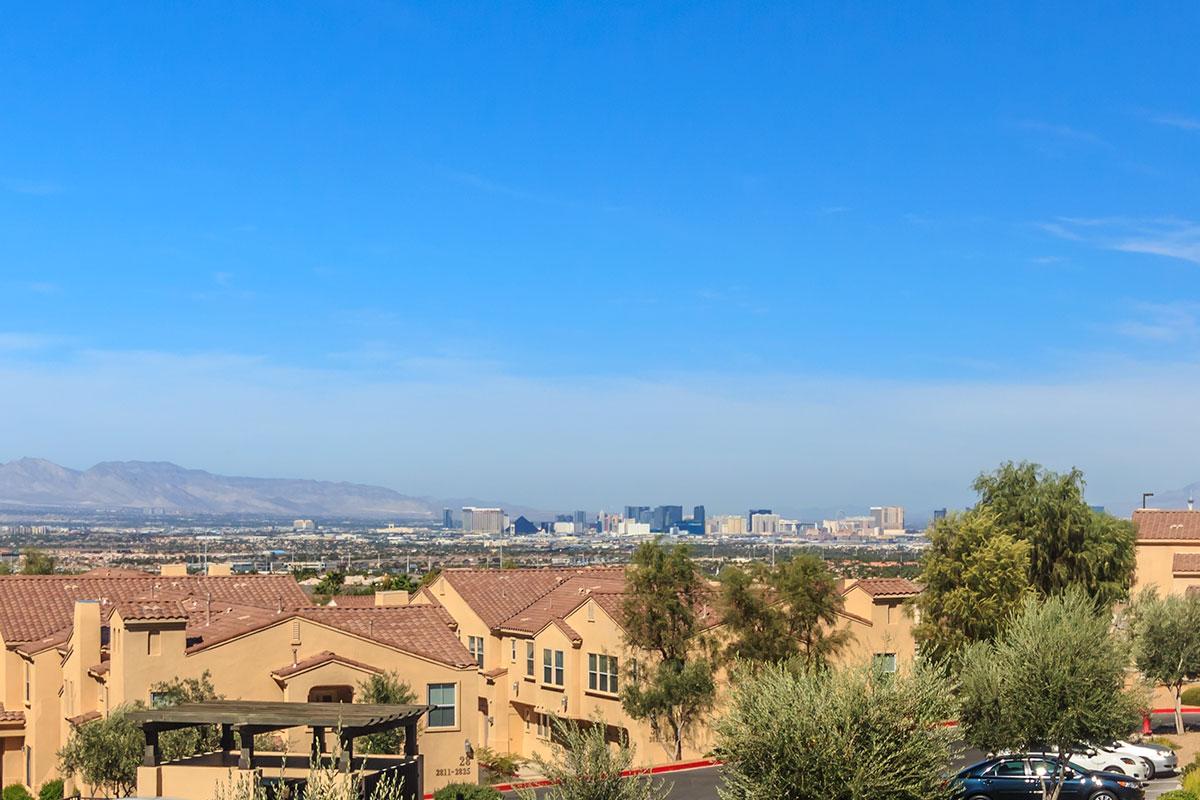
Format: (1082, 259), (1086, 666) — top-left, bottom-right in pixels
(0, 568), (481, 796)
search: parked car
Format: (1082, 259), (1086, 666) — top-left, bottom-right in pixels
(1049, 748), (1152, 782)
(1103, 740), (1178, 778)
(952, 755), (1145, 800)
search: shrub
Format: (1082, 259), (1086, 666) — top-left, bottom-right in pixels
(1160, 791), (1199, 800)
(1182, 686), (1200, 707)
(3, 785), (34, 800)
(1186, 768), (1200, 796)
(36, 781), (62, 800)
(1184, 753), (1200, 778)
(475, 746), (522, 783)
(1146, 735), (1181, 750)
(432, 784), (501, 800)
(515, 718), (664, 800)
(715, 660), (956, 800)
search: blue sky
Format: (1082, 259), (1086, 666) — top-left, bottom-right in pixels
(2, 3), (1199, 515)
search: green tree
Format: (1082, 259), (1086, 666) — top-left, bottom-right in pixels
(355, 672), (416, 754)
(718, 554), (851, 667)
(517, 717), (667, 800)
(58, 706), (144, 798)
(971, 462), (1135, 603)
(315, 571), (346, 596)
(914, 462), (1136, 661)
(1128, 589), (1200, 735)
(913, 510), (1032, 663)
(714, 660), (956, 800)
(150, 671), (223, 761)
(20, 549), (55, 575)
(375, 573), (417, 593)
(620, 540), (716, 761)
(958, 590), (1146, 800)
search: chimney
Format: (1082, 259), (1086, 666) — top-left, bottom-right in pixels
(205, 592), (212, 626)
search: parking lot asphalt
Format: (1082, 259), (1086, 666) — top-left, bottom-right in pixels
(506, 766), (1181, 799)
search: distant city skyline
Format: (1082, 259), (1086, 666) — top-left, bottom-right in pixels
(2, 5), (1199, 512)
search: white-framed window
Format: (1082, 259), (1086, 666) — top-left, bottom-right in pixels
(873, 652), (897, 673)
(511, 639), (517, 663)
(526, 641), (535, 677)
(588, 653), (619, 694)
(427, 683), (457, 728)
(468, 636), (484, 668)
(542, 648), (564, 686)
(23, 661), (31, 704)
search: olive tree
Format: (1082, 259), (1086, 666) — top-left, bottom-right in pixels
(517, 717), (666, 800)
(1128, 589), (1200, 735)
(713, 661), (957, 800)
(958, 590), (1146, 800)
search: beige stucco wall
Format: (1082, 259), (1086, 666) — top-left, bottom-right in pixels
(835, 587), (916, 668)
(1134, 541), (1200, 596)
(17, 603), (480, 796)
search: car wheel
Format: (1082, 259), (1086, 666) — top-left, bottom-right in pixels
(1103, 765), (1124, 774)
(1090, 792), (1118, 800)
(1140, 756), (1156, 778)
(966, 796), (991, 800)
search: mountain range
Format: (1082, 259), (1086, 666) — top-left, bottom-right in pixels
(0, 458), (536, 520)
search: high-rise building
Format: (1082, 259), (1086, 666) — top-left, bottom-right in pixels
(750, 512), (781, 534)
(442, 508), (454, 529)
(692, 505), (706, 526)
(292, 519), (316, 532)
(870, 506), (905, 531)
(748, 508), (772, 529)
(462, 506), (504, 534)
(651, 505), (684, 532)
(624, 505), (649, 522)
(710, 515), (746, 535)
(573, 510), (587, 531)
(932, 508), (947, 522)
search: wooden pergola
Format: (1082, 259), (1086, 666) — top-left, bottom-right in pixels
(127, 700), (429, 771)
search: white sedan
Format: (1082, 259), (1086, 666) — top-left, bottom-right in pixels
(1104, 739), (1178, 778)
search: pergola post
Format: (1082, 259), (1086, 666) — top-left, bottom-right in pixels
(337, 733), (353, 773)
(403, 721), (418, 757)
(312, 726), (326, 758)
(238, 727), (255, 770)
(143, 726), (161, 767)
(220, 723), (235, 752)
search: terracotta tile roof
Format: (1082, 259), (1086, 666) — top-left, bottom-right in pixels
(845, 578), (922, 598)
(0, 574), (310, 645)
(1174, 554), (1200, 574)
(440, 567), (626, 630)
(295, 607), (476, 668)
(271, 650), (381, 678)
(0, 706), (25, 724)
(497, 572), (627, 634)
(87, 661), (109, 678)
(114, 599), (188, 621)
(482, 667), (508, 679)
(66, 710), (100, 726)
(326, 595), (378, 608)
(1135, 509), (1200, 541)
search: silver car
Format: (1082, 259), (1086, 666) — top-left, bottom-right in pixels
(1106, 740), (1178, 778)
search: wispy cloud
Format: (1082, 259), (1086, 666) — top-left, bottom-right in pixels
(1012, 120), (1111, 148)
(3, 179), (62, 196)
(1039, 216), (1200, 266)
(27, 282), (59, 295)
(1149, 113), (1200, 132)
(0, 333), (64, 352)
(1115, 302), (1199, 343)
(444, 169), (551, 204)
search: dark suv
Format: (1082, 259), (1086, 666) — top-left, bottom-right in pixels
(951, 755), (1145, 800)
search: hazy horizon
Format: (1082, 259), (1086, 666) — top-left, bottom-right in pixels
(2, 5), (1198, 514)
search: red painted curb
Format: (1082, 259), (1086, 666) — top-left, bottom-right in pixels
(426, 759), (723, 797)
